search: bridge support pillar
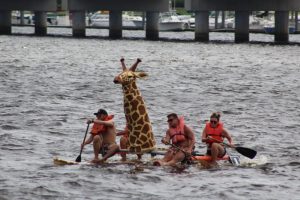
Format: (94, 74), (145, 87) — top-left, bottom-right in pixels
(34, 12), (47, 36)
(235, 11), (249, 43)
(195, 11), (209, 42)
(72, 11), (86, 37)
(109, 11), (122, 39)
(0, 11), (11, 35)
(146, 12), (159, 40)
(275, 11), (289, 43)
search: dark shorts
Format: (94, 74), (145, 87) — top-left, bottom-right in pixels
(100, 143), (116, 156)
(206, 147), (226, 158)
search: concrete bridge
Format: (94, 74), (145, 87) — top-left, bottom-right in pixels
(0, 0), (169, 40)
(185, 0), (300, 42)
(0, 0), (299, 42)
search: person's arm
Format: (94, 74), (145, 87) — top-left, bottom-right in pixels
(201, 125), (209, 143)
(93, 119), (114, 127)
(81, 134), (93, 148)
(222, 129), (234, 147)
(184, 125), (195, 152)
(161, 130), (171, 145)
(116, 128), (128, 136)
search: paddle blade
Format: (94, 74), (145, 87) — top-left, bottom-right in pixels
(235, 147), (257, 159)
(75, 155), (81, 162)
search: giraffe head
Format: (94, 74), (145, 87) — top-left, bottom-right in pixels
(113, 58), (148, 86)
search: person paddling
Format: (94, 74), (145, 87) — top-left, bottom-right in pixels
(201, 112), (234, 166)
(81, 109), (119, 164)
(154, 113), (195, 166)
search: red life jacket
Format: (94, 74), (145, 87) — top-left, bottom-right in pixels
(205, 122), (224, 145)
(169, 116), (186, 144)
(91, 115), (114, 136)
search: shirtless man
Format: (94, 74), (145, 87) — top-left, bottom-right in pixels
(81, 109), (119, 163)
(154, 113), (195, 166)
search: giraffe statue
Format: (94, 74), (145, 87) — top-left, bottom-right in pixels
(114, 58), (156, 153)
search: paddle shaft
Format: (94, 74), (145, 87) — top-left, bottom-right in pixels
(164, 141), (195, 159)
(80, 123), (90, 155)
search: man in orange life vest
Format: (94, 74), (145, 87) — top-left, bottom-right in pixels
(81, 109), (119, 163)
(154, 113), (195, 166)
(201, 112), (234, 166)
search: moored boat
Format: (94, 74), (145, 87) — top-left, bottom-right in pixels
(264, 26), (296, 34)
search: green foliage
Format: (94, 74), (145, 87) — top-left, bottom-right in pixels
(176, 8), (190, 15)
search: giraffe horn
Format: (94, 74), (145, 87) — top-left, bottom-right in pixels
(129, 58), (141, 72)
(120, 58), (127, 71)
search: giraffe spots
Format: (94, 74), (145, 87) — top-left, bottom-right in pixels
(136, 117), (144, 125)
(129, 136), (137, 144)
(124, 103), (130, 109)
(142, 142), (150, 149)
(128, 124), (133, 131)
(138, 105), (146, 115)
(141, 124), (150, 134)
(130, 99), (139, 111)
(134, 125), (142, 131)
(144, 115), (150, 122)
(136, 96), (143, 101)
(136, 139), (143, 145)
(133, 131), (141, 138)
(140, 135), (148, 142)
(125, 109), (131, 115)
(132, 83), (137, 90)
(127, 116), (133, 124)
(126, 94), (133, 101)
(132, 112), (139, 121)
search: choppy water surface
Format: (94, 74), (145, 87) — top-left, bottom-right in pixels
(1, 27), (300, 200)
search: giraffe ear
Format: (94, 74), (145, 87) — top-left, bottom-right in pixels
(134, 72), (148, 78)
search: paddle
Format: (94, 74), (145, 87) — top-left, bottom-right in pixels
(208, 137), (257, 159)
(75, 123), (90, 162)
(163, 140), (196, 160)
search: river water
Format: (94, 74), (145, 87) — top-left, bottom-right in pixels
(0, 27), (300, 200)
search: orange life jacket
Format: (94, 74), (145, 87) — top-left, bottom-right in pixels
(91, 115), (114, 136)
(205, 122), (224, 145)
(169, 116), (186, 144)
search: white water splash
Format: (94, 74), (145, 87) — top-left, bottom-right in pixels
(239, 155), (269, 167)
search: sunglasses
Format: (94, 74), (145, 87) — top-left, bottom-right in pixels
(167, 118), (174, 123)
(210, 120), (218, 124)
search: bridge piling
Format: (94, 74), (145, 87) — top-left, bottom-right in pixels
(146, 12), (159, 40)
(195, 11), (209, 42)
(34, 12), (47, 36)
(275, 11), (289, 43)
(0, 11), (11, 35)
(109, 11), (122, 39)
(235, 11), (250, 43)
(72, 11), (86, 37)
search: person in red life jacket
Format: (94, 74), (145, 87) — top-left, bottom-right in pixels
(201, 112), (234, 166)
(117, 124), (142, 161)
(81, 109), (119, 164)
(153, 113), (195, 166)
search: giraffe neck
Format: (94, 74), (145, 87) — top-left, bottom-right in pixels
(122, 81), (141, 97)
(121, 80), (156, 152)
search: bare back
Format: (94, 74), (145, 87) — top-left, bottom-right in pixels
(102, 126), (116, 145)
